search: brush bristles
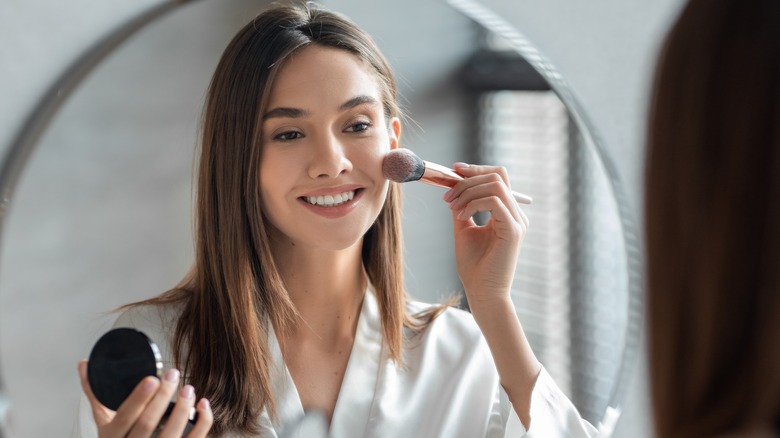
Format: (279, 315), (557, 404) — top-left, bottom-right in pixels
(382, 148), (425, 183)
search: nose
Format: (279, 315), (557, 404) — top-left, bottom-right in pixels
(307, 132), (352, 179)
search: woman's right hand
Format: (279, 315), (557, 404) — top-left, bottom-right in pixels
(78, 360), (213, 437)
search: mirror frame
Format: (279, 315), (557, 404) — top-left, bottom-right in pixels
(0, 0), (644, 434)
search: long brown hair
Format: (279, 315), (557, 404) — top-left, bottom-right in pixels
(132, 2), (427, 435)
(646, 0), (780, 436)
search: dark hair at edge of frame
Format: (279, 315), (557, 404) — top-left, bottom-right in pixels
(645, 0), (780, 437)
(121, 2), (446, 435)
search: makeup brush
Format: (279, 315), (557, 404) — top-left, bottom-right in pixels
(382, 148), (532, 205)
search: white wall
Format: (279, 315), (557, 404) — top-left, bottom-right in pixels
(0, 0), (163, 163)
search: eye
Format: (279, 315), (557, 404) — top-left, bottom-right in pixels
(273, 130), (303, 141)
(345, 121), (372, 133)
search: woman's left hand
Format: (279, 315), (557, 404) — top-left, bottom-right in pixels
(443, 163), (529, 306)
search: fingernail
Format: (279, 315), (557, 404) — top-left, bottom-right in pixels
(453, 162), (470, 168)
(142, 378), (158, 394)
(180, 385), (194, 400)
(165, 369), (180, 383)
(200, 398), (211, 411)
(457, 209), (468, 220)
(443, 189), (454, 201)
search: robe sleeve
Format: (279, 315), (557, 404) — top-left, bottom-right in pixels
(498, 367), (600, 437)
(72, 394), (97, 438)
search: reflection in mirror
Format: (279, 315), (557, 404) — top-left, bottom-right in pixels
(0, 0), (640, 436)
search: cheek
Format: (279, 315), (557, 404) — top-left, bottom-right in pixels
(356, 132), (392, 176)
(259, 150), (291, 206)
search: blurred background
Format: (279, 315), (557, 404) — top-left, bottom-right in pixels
(0, 0), (683, 436)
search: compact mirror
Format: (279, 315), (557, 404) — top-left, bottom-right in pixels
(87, 328), (163, 411)
(86, 327), (196, 434)
(0, 0), (642, 436)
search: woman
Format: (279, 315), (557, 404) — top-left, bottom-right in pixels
(646, 0), (780, 436)
(77, 3), (596, 437)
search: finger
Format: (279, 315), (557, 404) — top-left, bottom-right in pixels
(78, 360), (114, 426)
(157, 385), (196, 438)
(452, 163), (533, 205)
(450, 203), (477, 232)
(101, 376), (161, 436)
(447, 178), (521, 223)
(453, 163), (512, 189)
(443, 172), (506, 203)
(185, 399), (214, 437)
(454, 196), (523, 237)
(519, 208), (530, 230)
(127, 369), (180, 438)
(79, 360), (161, 432)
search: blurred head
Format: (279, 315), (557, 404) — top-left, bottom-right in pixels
(645, 0), (780, 436)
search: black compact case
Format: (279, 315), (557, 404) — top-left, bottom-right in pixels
(87, 327), (163, 410)
(87, 327), (195, 435)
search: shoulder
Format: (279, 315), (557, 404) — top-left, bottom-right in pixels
(409, 297), (479, 330)
(112, 301), (183, 335)
(111, 301), (185, 367)
(403, 298), (499, 390)
(407, 298), (486, 351)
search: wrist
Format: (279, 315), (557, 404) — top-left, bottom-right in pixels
(468, 294), (515, 322)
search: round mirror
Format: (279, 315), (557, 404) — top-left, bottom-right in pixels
(0, 0), (641, 436)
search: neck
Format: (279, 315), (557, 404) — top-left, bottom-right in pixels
(272, 237), (367, 342)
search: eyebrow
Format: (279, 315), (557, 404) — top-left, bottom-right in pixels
(339, 95), (380, 111)
(262, 95), (380, 122)
(262, 107), (309, 121)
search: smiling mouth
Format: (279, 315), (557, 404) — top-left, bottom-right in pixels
(302, 189), (358, 207)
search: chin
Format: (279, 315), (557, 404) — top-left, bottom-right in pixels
(310, 234), (366, 252)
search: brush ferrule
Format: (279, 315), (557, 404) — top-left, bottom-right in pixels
(420, 161), (464, 188)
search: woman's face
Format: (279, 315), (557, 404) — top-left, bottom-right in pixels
(259, 45), (399, 252)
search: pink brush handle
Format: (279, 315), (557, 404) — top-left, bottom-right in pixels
(420, 161), (533, 205)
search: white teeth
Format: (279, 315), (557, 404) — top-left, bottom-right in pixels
(305, 190), (355, 207)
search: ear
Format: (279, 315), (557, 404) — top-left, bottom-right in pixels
(389, 117), (401, 150)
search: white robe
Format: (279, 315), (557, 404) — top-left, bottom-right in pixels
(75, 285), (599, 437)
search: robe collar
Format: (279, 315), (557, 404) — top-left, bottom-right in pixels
(268, 283), (384, 436)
